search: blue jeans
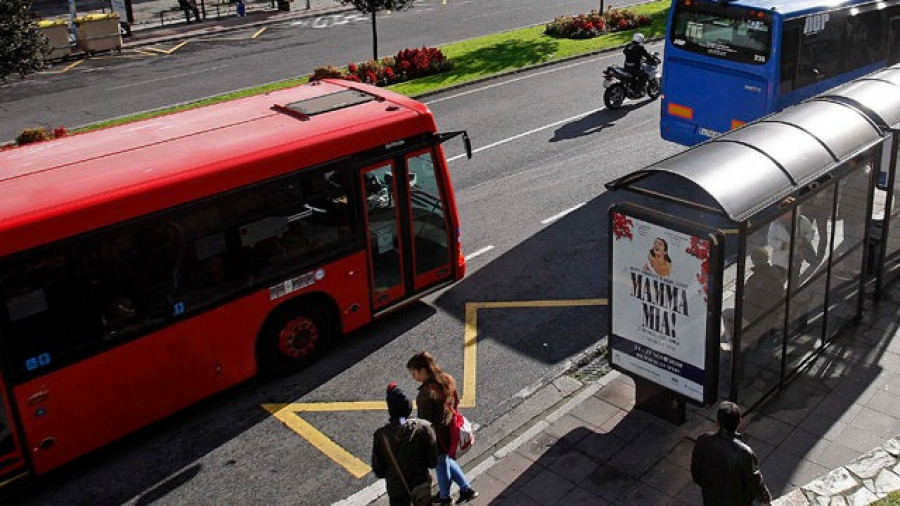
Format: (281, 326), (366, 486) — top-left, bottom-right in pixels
(436, 453), (471, 499)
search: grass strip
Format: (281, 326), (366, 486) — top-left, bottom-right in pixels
(872, 491), (900, 505)
(78, 1), (668, 133)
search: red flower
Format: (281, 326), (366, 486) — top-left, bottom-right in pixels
(53, 126), (67, 138)
(348, 63), (358, 73)
(611, 212), (634, 240)
(685, 237), (711, 301)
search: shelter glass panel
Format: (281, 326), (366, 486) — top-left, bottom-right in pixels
(719, 262), (738, 399)
(826, 248), (864, 340)
(784, 191), (833, 373)
(786, 274), (826, 373)
(833, 157), (873, 262)
(882, 147), (900, 286)
(738, 224), (788, 406)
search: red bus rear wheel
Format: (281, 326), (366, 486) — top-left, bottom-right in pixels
(277, 315), (319, 358)
(257, 301), (333, 376)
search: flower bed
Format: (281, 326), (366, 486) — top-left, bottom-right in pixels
(11, 126), (67, 147)
(312, 46), (453, 86)
(545, 8), (651, 39)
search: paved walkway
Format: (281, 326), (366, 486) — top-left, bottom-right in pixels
(32, 0), (353, 52)
(370, 289), (900, 506)
(354, 288), (900, 505)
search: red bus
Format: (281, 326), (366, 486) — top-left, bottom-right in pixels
(0, 80), (470, 489)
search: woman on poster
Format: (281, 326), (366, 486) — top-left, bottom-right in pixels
(643, 237), (672, 277)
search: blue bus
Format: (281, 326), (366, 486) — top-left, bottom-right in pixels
(660, 0), (900, 146)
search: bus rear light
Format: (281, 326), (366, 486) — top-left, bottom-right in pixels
(667, 103), (694, 120)
(731, 119), (746, 130)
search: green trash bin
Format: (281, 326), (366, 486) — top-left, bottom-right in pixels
(74, 13), (122, 54)
(38, 19), (71, 60)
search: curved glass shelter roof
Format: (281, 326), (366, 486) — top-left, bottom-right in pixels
(607, 67), (898, 222)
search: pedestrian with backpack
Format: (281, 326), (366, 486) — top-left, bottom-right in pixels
(372, 383), (438, 506)
(407, 352), (478, 505)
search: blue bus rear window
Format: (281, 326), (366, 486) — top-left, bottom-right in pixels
(671, 1), (772, 65)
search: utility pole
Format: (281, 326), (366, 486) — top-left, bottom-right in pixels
(68, 0), (77, 39)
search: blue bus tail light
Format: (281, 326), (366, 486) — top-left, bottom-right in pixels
(667, 103), (694, 120)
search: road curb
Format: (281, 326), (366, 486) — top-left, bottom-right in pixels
(332, 340), (610, 505)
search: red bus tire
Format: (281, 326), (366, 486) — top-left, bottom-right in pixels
(256, 300), (335, 376)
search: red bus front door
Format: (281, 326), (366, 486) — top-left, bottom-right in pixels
(0, 379), (28, 488)
(362, 152), (454, 311)
(363, 162), (407, 309)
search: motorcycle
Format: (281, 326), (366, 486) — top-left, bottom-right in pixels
(602, 52), (661, 110)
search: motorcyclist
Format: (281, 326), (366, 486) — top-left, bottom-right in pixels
(623, 33), (654, 91)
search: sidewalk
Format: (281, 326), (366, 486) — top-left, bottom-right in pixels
(33, 0), (354, 52)
(365, 288), (900, 505)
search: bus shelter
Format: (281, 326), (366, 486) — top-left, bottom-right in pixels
(605, 73), (900, 416)
(821, 66), (900, 299)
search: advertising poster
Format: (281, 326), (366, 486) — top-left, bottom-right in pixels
(609, 207), (715, 403)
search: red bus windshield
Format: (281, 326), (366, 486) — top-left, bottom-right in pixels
(670, 0), (773, 65)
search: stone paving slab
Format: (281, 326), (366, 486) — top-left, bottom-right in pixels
(400, 291), (900, 506)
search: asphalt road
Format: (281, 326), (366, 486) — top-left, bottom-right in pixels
(6, 38), (683, 505)
(0, 0), (646, 142)
(4, 1), (684, 504)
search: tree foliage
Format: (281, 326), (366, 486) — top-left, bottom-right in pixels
(0, 0), (47, 81)
(339, 0), (416, 60)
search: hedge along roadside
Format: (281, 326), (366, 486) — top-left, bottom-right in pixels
(74, 0), (668, 134)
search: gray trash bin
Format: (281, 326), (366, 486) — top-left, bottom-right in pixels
(74, 13), (122, 54)
(38, 19), (71, 60)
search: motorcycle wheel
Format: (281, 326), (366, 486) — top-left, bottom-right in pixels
(604, 83), (626, 110)
(647, 78), (661, 100)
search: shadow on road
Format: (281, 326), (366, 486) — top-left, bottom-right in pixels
(550, 105), (631, 142)
(10, 303), (434, 506)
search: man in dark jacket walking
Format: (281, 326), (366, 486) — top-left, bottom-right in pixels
(372, 383), (438, 506)
(691, 401), (772, 506)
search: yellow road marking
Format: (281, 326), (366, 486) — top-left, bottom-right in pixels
(460, 299), (607, 406)
(43, 59), (85, 74)
(166, 41), (189, 54)
(263, 298), (608, 477)
(468, 299), (608, 310)
(251, 27), (267, 39)
(263, 404), (371, 478)
(460, 303), (478, 407)
(144, 41), (188, 55)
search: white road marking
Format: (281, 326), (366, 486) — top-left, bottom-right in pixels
(425, 58), (600, 105)
(446, 107), (604, 162)
(106, 65), (230, 91)
(464, 245), (494, 261)
(541, 203), (586, 225)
